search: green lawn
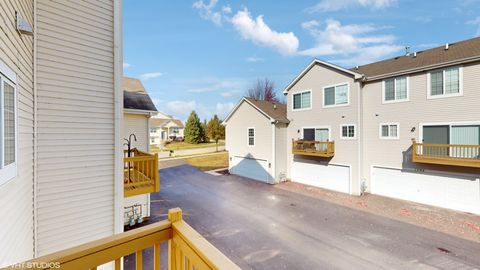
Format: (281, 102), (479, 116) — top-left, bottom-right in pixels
(157, 141), (225, 152)
(183, 152), (229, 171)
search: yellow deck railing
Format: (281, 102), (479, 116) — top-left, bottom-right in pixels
(124, 149), (159, 197)
(412, 140), (480, 168)
(6, 208), (240, 270)
(292, 139), (335, 158)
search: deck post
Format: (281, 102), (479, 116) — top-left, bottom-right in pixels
(168, 208), (183, 222)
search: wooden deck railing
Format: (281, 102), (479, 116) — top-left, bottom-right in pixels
(6, 208), (241, 270)
(412, 140), (480, 168)
(292, 139), (335, 158)
(124, 149), (159, 197)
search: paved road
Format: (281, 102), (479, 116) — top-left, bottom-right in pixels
(156, 145), (225, 158)
(149, 165), (480, 270)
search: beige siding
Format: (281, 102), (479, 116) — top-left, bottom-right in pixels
(35, 0), (115, 256)
(123, 113), (149, 152)
(226, 101), (273, 174)
(275, 123), (288, 182)
(362, 62), (480, 189)
(0, 0), (35, 266)
(286, 64), (362, 194)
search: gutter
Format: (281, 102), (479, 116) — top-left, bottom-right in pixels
(123, 108), (157, 115)
(33, 0), (38, 256)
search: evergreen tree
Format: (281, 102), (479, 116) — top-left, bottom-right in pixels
(207, 115), (225, 152)
(200, 119), (209, 143)
(184, 111), (202, 144)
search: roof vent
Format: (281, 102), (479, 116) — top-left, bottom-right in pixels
(405, 46), (411, 56)
(355, 65), (359, 70)
(445, 43), (449, 50)
(413, 52), (417, 58)
(273, 104), (277, 109)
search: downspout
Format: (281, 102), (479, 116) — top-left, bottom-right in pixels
(271, 120), (276, 184)
(113, 0), (124, 234)
(33, 0), (38, 256)
(357, 79), (365, 195)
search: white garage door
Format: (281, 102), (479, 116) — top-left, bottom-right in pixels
(292, 159), (350, 194)
(230, 156), (270, 183)
(371, 167), (480, 215)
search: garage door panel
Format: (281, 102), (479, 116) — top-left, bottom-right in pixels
(372, 167), (480, 214)
(292, 159), (350, 194)
(230, 156), (270, 183)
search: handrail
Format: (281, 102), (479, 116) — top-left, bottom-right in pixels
(292, 139), (335, 157)
(412, 141), (480, 168)
(124, 148), (159, 197)
(5, 208), (240, 270)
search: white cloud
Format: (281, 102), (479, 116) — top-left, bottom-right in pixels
(307, 0), (397, 12)
(215, 102), (235, 118)
(231, 8), (299, 56)
(123, 62), (131, 69)
(193, 0), (227, 26)
(299, 19), (402, 65)
(245, 56), (264, 63)
(220, 90), (241, 97)
(186, 78), (248, 94)
(140, 72), (163, 80)
(467, 17), (480, 36)
(163, 100), (235, 121)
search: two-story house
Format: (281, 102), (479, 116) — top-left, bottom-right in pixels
(149, 114), (184, 146)
(284, 37), (480, 214)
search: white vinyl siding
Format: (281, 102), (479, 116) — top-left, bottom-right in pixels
(0, 0), (35, 267)
(323, 83), (349, 107)
(35, 0), (116, 256)
(292, 90), (311, 110)
(427, 67), (463, 99)
(383, 77), (408, 103)
(124, 114), (149, 152)
(340, 124), (356, 139)
(380, 123), (399, 139)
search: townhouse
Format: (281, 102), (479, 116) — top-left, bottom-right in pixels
(227, 37), (480, 215)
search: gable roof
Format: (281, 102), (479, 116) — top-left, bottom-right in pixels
(224, 97), (289, 124)
(283, 59), (363, 93)
(354, 36), (480, 80)
(123, 77), (157, 112)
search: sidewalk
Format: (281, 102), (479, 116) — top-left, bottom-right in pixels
(276, 181), (480, 243)
(156, 145), (225, 158)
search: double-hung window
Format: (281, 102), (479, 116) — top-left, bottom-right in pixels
(380, 123), (399, 139)
(428, 67), (462, 98)
(0, 60), (17, 185)
(323, 83), (349, 107)
(292, 90), (311, 110)
(340, 124), (356, 139)
(248, 128), (255, 146)
(383, 77), (408, 103)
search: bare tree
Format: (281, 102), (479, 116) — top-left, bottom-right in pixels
(246, 78), (280, 103)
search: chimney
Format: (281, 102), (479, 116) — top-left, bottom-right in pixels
(445, 43), (449, 50)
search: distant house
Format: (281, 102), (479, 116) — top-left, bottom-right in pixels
(223, 98), (289, 184)
(122, 77), (158, 224)
(150, 114), (185, 145)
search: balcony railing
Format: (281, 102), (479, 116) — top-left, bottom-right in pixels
(124, 149), (159, 197)
(292, 140), (335, 158)
(412, 140), (480, 168)
(8, 208), (240, 270)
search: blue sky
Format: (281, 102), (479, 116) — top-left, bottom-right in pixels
(123, 0), (480, 121)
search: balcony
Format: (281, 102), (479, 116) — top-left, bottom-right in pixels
(10, 208), (240, 270)
(292, 140), (335, 158)
(124, 149), (159, 197)
(412, 141), (480, 168)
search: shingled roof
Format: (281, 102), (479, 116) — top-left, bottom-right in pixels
(244, 98), (289, 123)
(123, 77), (157, 112)
(354, 36), (480, 79)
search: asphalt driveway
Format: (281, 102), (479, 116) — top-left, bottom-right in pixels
(149, 164), (480, 269)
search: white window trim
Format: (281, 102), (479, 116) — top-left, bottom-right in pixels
(419, 121), (480, 144)
(247, 127), (255, 147)
(379, 122), (400, 140)
(426, 66), (463, 100)
(382, 76), (409, 104)
(0, 60), (18, 186)
(301, 126), (332, 141)
(292, 90), (312, 111)
(340, 124), (356, 140)
(323, 82), (350, 108)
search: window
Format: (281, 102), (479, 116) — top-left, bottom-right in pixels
(248, 128), (255, 146)
(292, 90), (311, 110)
(428, 67), (462, 98)
(340, 124), (356, 139)
(149, 128), (157, 133)
(380, 123), (399, 139)
(172, 127), (179, 134)
(383, 77), (408, 103)
(0, 60), (17, 185)
(323, 83), (349, 107)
